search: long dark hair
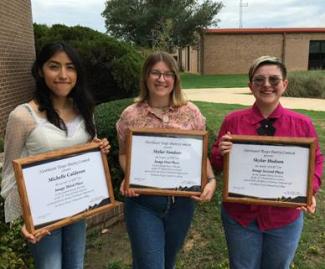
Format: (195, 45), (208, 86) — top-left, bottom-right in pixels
(31, 42), (96, 138)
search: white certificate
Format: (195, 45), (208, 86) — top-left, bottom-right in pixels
(229, 143), (309, 199)
(130, 135), (203, 188)
(223, 135), (315, 207)
(125, 128), (208, 196)
(22, 151), (109, 226)
(13, 142), (116, 234)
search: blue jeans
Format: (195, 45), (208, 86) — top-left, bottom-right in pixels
(125, 196), (195, 269)
(29, 220), (86, 269)
(221, 207), (304, 269)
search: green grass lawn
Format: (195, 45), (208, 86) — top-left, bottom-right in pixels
(2, 72), (324, 268)
(86, 101), (325, 269)
(180, 73), (248, 89)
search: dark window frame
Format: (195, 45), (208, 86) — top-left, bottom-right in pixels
(308, 40), (325, 70)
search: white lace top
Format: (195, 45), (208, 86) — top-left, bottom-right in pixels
(1, 103), (91, 222)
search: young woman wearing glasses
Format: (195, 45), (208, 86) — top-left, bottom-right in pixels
(116, 51), (216, 269)
(211, 56), (323, 269)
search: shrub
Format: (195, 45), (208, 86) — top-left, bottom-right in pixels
(33, 24), (144, 104)
(0, 173), (34, 268)
(94, 99), (133, 200)
(285, 71), (325, 99)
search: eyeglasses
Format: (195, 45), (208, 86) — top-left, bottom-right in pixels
(150, 70), (175, 80)
(252, 76), (282, 87)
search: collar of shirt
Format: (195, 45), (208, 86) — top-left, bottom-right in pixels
(249, 103), (285, 125)
(142, 101), (175, 116)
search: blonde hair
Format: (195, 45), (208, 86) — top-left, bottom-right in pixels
(135, 51), (187, 106)
(248, 56), (287, 82)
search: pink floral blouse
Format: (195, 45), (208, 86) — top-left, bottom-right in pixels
(116, 101), (206, 153)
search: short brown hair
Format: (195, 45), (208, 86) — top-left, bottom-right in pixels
(248, 56), (287, 82)
(135, 51), (187, 106)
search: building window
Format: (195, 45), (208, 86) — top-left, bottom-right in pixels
(308, 41), (325, 70)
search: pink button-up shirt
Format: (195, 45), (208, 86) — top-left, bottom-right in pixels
(116, 101), (206, 154)
(211, 103), (323, 231)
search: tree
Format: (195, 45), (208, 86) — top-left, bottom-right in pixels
(102, 0), (223, 50)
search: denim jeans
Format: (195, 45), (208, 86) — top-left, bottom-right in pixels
(29, 220), (86, 269)
(125, 195), (195, 269)
(221, 207), (304, 269)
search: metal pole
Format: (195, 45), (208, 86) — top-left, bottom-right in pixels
(239, 0), (248, 28)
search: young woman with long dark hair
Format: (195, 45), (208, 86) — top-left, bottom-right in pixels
(1, 42), (110, 269)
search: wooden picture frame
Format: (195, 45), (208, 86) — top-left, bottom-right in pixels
(125, 128), (208, 196)
(13, 142), (116, 235)
(223, 135), (316, 207)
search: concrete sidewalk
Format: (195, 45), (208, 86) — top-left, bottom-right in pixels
(184, 87), (325, 112)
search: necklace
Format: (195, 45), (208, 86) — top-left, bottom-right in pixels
(151, 107), (169, 113)
(151, 107), (170, 123)
(162, 115), (169, 123)
(151, 104), (169, 107)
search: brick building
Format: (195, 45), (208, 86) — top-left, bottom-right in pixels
(0, 0), (35, 134)
(181, 28), (325, 75)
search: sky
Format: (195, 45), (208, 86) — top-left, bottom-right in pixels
(31, 0), (325, 33)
